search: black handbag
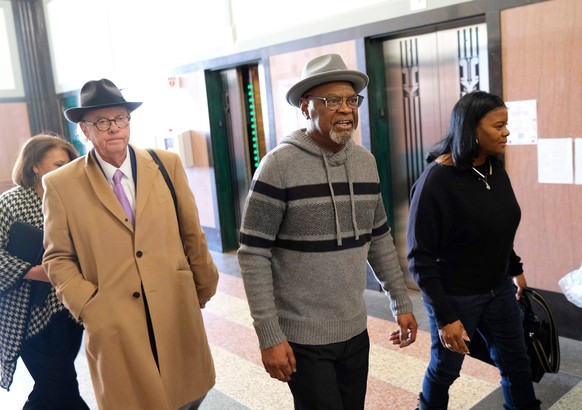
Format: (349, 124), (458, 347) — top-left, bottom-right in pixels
(5, 221), (52, 305)
(520, 287), (560, 382)
(468, 287), (560, 382)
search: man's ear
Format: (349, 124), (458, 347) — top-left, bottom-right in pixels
(300, 99), (310, 119)
(79, 123), (90, 140)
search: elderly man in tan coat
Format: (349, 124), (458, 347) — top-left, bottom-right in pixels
(42, 78), (218, 410)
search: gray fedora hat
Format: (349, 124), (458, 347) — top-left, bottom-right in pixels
(64, 78), (142, 123)
(286, 54), (369, 107)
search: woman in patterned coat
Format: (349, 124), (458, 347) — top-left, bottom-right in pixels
(0, 134), (88, 409)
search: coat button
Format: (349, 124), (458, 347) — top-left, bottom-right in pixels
(132, 292), (141, 299)
(136, 251), (143, 258)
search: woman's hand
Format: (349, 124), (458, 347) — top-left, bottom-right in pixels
(438, 320), (470, 354)
(512, 273), (528, 300)
(23, 265), (50, 282)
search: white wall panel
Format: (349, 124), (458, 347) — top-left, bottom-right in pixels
(0, 1), (24, 98)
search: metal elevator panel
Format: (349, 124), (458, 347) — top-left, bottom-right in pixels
(220, 68), (248, 228)
(220, 65), (267, 232)
(382, 23), (488, 286)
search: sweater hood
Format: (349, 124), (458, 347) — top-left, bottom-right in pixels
(280, 129), (359, 245)
(280, 129), (355, 166)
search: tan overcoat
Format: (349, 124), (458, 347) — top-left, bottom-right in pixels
(42, 146), (218, 410)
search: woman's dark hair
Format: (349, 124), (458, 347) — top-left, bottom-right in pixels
(427, 91), (506, 170)
(12, 133), (79, 188)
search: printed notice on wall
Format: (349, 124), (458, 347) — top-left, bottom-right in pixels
(506, 100), (538, 145)
(537, 138), (573, 184)
(576, 138), (582, 185)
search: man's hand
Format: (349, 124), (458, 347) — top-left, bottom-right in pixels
(261, 340), (297, 382)
(198, 297), (211, 309)
(389, 312), (418, 348)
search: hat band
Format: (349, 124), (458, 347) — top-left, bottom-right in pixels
(81, 95), (127, 107)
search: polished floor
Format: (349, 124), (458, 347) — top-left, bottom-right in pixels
(1, 251), (582, 409)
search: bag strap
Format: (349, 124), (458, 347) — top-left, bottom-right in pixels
(146, 148), (185, 249)
(146, 148), (178, 216)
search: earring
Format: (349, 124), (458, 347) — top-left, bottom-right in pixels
(475, 138), (479, 145)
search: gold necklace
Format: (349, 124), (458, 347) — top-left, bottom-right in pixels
(472, 158), (492, 190)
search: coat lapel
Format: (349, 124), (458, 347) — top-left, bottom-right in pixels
(133, 146), (158, 224)
(85, 151), (134, 232)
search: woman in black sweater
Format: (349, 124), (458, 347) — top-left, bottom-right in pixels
(408, 91), (540, 410)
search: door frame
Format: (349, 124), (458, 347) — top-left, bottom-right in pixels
(204, 62), (267, 252)
(205, 69), (239, 252)
(364, 39), (396, 231)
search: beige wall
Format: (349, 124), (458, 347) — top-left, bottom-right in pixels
(502, 0), (582, 292)
(0, 103), (30, 193)
(171, 71), (217, 229)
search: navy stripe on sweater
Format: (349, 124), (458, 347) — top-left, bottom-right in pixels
(251, 180), (286, 201)
(240, 223), (390, 252)
(251, 181), (380, 201)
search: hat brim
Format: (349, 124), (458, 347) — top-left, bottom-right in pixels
(64, 101), (143, 123)
(286, 70), (369, 107)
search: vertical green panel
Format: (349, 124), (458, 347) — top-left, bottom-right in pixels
(365, 39), (396, 232)
(61, 95), (86, 155)
(204, 70), (239, 252)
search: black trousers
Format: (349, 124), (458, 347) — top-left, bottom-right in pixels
(20, 309), (89, 410)
(288, 330), (370, 410)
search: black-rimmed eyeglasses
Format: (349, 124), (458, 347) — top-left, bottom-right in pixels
(305, 95), (364, 110)
(82, 115), (131, 131)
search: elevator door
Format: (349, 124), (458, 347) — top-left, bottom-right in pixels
(220, 65), (267, 231)
(382, 22), (488, 286)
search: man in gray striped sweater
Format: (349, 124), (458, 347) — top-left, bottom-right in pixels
(238, 54), (417, 410)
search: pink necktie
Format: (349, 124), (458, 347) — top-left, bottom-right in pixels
(113, 169), (134, 226)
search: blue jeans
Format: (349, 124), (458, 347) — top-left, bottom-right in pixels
(420, 277), (540, 410)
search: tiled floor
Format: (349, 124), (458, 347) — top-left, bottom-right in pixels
(1, 251), (581, 409)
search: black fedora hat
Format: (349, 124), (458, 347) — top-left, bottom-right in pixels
(64, 78), (142, 123)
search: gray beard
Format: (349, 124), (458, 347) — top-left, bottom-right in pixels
(330, 129), (353, 145)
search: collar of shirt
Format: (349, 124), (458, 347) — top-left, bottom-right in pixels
(93, 148), (136, 207)
(93, 150), (132, 184)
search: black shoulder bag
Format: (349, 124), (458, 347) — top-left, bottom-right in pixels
(468, 287), (560, 382)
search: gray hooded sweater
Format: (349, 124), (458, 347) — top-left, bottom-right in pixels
(238, 129), (413, 349)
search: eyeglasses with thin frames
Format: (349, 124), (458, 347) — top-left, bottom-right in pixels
(304, 95), (364, 111)
(82, 115), (131, 131)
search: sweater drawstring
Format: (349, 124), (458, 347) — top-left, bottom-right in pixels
(345, 159), (359, 241)
(321, 150), (343, 246)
